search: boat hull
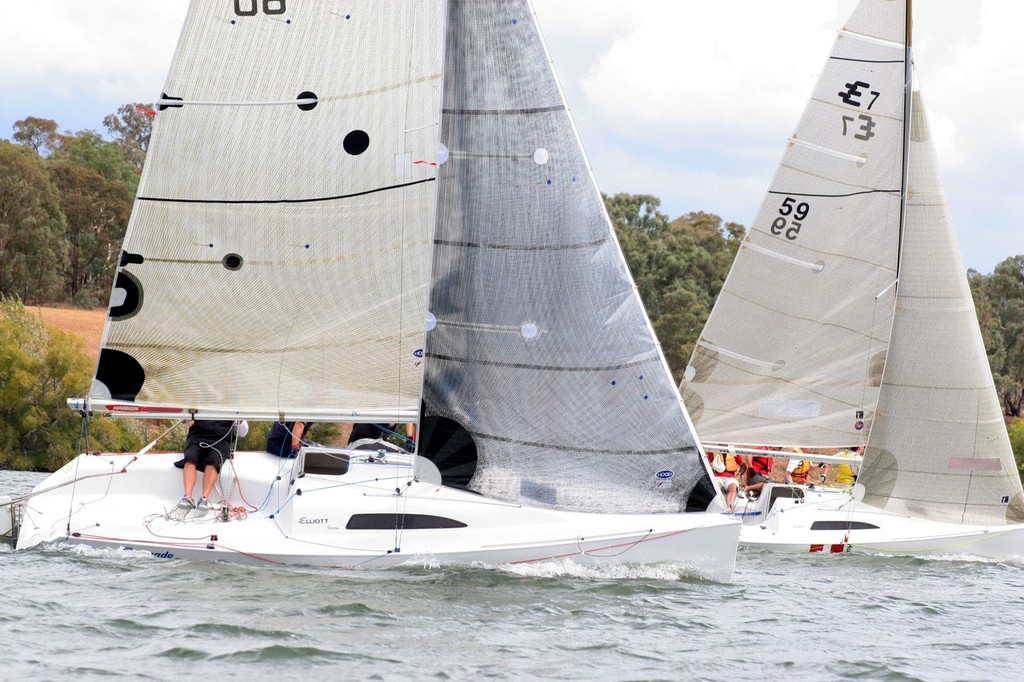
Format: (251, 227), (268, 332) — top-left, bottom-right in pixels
(725, 482), (1024, 559)
(13, 449), (740, 579)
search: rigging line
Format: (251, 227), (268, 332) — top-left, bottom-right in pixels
(742, 241), (824, 272)
(136, 177), (436, 205)
(766, 189), (900, 198)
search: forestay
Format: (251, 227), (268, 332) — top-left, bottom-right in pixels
(860, 91), (1024, 525)
(682, 0), (908, 448)
(420, 0), (712, 514)
(87, 2), (445, 421)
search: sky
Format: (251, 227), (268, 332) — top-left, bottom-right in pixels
(1, 1), (1021, 274)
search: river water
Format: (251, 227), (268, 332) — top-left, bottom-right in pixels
(2, 469), (1021, 681)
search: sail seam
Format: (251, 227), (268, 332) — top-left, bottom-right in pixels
(136, 178), (436, 205)
(836, 29), (903, 48)
(829, 57), (904, 64)
(442, 105), (565, 115)
(434, 236), (609, 251)
(472, 430), (697, 456)
(766, 189), (900, 198)
(426, 350), (658, 373)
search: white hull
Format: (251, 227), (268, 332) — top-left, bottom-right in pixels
(12, 448), (740, 579)
(717, 482), (1024, 559)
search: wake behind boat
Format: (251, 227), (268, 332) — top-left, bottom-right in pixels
(683, 0), (1024, 558)
(2, 1), (739, 577)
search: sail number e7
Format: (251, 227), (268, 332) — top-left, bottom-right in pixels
(770, 197), (810, 241)
(234, 0), (285, 15)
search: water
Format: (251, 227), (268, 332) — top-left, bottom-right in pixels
(3, 470), (1022, 681)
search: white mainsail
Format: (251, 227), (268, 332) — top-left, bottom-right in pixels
(420, 1), (714, 514)
(87, 3), (446, 421)
(860, 90), (1024, 525)
(681, 0), (908, 448)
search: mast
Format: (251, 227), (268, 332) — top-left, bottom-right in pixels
(894, 0), (913, 285)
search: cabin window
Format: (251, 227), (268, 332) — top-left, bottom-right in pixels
(809, 521), (880, 531)
(301, 451), (350, 476)
(346, 514), (467, 530)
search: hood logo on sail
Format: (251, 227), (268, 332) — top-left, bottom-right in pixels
(413, 349), (424, 358)
(655, 470), (674, 490)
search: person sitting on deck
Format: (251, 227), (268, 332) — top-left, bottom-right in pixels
(709, 450), (745, 512)
(743, 447), (776, 499)
(784, 449), (811, 485)
(266, 421), (315, 458)
(176, 419), (247, 516)
(833, 445), (863, 486)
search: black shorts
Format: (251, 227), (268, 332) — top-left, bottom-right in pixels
(182, 433), (228, 472)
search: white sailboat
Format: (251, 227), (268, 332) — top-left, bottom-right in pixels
(682, 0), (1024, 557)
(3, 1), (739, 576)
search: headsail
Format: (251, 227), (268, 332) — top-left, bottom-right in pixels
(860, 90), (1024, 525)
(420, 0), (712, 513)
(87, 3), (446, 421)
(681, 0), (908, 448)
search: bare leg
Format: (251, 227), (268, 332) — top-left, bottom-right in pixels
(183, 462), (197, 497)
(200, 465), (218, 499)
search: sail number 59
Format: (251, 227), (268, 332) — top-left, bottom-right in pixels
(234, 0), (285, 15)
(770, 197), (810, 241)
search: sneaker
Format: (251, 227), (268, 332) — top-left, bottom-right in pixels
(195, 497), (211, 517)
(175, 496), (196, 512)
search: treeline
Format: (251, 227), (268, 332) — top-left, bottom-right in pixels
(1, 106), (151, 307)
(1, 106), (1023, 472)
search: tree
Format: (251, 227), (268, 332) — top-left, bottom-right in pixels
(48, 162), (132, 306)
(11, 116), (61, 155)
(604, 193), (745, 380)
(103, 103), (154, 172)
(986, 256), (1024, 417)
(0, 141), (68, 303)
(0, 297), (143, 470)
(1009, 418), (1024, 482)
(51, 130), (140, 193)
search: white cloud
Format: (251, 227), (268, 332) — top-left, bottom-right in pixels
(1, 0), (1021, 271)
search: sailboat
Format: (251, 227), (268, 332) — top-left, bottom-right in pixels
(3, 1), (739, 576)
(681, 0), (1024, 557)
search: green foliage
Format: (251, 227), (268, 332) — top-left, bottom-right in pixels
(102, 103), (154, 172)
(0, 141), (69, 303)
(48, 161), (132, 306)
(605, 193), (744, 380)
(0, 296), (143, 471)
(1009, 418), (1024, 481)
(50, 130), (140, 194)
(12, 116), (60, 155)
(969, 256), (1024, 417)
